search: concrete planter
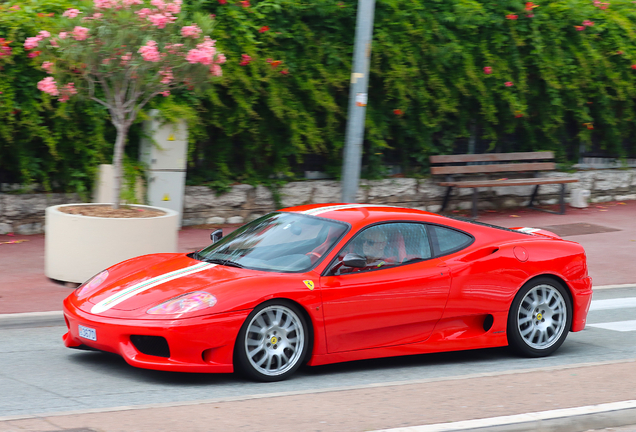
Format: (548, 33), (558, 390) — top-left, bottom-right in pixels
(45, 203), (179, 284)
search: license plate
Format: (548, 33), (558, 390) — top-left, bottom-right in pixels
(78, 325), (97, 341)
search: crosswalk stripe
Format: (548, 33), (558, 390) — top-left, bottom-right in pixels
(589, 297), (636, 311)
(588, 320), (636, 332)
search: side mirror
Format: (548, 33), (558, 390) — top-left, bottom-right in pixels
(210, 229), (223, 243)
(342, 253), (366, 268)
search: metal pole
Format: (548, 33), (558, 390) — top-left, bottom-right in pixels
(341, 0), (376, 203)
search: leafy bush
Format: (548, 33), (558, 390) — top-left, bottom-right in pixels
(2, 0), (636, 194)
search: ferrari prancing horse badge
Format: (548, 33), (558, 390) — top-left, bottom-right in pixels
(303, 280), (315, 290)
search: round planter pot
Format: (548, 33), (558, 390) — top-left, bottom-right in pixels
(45, 203), (179, 284)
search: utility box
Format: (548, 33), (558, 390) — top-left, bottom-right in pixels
(140, 110), (188, 226)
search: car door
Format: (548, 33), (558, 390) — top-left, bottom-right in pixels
(320, 222), (451, 353)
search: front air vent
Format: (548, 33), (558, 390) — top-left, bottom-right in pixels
(130, 335), (170, 358)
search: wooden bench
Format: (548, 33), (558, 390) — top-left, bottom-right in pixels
(429, 151), (578, 218)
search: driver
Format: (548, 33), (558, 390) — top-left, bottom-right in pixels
(359, 229), (394, 268)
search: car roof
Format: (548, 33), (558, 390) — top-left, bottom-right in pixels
(281, 203), (453, 226)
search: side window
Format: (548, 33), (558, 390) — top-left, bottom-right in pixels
(430, 225), (472, 255)
(330, 223), (431, 274)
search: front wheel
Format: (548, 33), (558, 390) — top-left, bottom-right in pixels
(507, 277), (572, 357)
(234, 301), (309, 382)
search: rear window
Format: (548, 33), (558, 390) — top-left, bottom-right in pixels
(430, 225), (473, 255)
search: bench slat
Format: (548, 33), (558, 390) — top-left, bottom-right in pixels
(430, 151), (554, 164)
(438, 177), (578, 188)
(431, 162), (555, 175)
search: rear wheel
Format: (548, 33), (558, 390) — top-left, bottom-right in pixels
(235, 301), (309, 382)
(507, 277), (572, 357)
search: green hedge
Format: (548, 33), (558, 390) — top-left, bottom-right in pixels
(2, 0), (636, 193)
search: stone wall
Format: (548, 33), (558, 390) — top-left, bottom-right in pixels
(1, 168), (635, 234)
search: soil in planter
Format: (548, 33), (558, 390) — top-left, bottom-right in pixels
(58, 205), (166, 218)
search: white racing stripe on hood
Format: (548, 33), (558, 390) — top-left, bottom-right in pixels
(91, 262), (216, 314)
(300, 204), (395, 216)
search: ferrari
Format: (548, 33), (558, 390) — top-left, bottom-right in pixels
(63, 203), (593, 381)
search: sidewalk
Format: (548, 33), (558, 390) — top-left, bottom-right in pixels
(1, 200), (636, 432)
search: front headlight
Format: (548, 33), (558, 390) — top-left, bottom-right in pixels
(75, 270), (109, 299)
(146, 291), (217, 315)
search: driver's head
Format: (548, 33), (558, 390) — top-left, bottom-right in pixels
(361, 229), (388, 260)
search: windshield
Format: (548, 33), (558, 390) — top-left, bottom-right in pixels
(196, 212), (349, 272)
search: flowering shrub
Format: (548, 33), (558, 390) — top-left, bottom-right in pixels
(2, 0), (636, 194)
(20, 0), (224, 207)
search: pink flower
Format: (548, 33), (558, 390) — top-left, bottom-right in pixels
(72, 26), (90, 41)
(58, 82), (77, 102)
(483, 66), (493, 74)
(259, 26), (269, 33)
(218, 0), (227, 4)
(240, 0), (250, 7)
(136, 8), (153, 18)
(148, 14), (171, 29)
(28, 51), (42, 58)
(181, 25), (202, 38)
(161, 90), (170, 96)
(159, 67), (173, 84)
(9, 5), (20, 10)
(165, 43), (183, 54)
(210, 64), (222, 76)
(505, 81), (514, 87)
(239, 53), (252, 66)
(38, 31), (51, 39)
(122, 0), (144, 7)
(50, 39), (59, 47)
(151, 0), (166, 9)
(37, 76), (59, 96)
(583, 20), (594, 26)
(63, 8), (82, 18)
(94, 0), (118, 8)
(506, 14), (518, 20)
(575, 25), (585, 31)
(24, 37), (40, 50)
(59, 32), (68, 40)
(215, 53), (226, 64)
(42, 61), (53, 72)
(631, 65), (636, 70)
(120, 52), (132, 65)
(166, 0), (182, 14)
(186, 36), (218, 65)
(138, 40), (161, 62)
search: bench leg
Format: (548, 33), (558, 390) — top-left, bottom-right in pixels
(528, 184), (540, 209)
(472, 188), (478, 219)
(559, 183), (566, 214)
(441, 186), (453, 212)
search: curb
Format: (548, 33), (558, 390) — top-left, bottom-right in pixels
(0, 311), (64, 329)
(374, 400), (636, 432)
(1, 283), (635, 329)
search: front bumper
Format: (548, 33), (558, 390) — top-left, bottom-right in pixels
(568, 276), (593, 332)
(63, 298), (250, 373)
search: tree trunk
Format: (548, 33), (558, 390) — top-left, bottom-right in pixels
(111, 123), (129, 210)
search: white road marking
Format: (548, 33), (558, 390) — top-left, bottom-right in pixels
(589, 297), (636, 311)
(588, 320), (636, 332)
(373, 399), (636, 432)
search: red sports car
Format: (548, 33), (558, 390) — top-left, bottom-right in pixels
(63, 204), (593, 381)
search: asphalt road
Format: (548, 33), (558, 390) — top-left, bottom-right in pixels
(1, 287), (636, 421)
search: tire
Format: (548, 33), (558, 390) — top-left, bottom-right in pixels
(234, 301), (309, 382)
(507, 277), (572, 357)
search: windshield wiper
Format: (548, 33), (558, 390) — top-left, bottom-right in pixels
(202, 258), (244, 268)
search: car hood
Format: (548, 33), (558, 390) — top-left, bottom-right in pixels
(80, 253), (261, 315)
